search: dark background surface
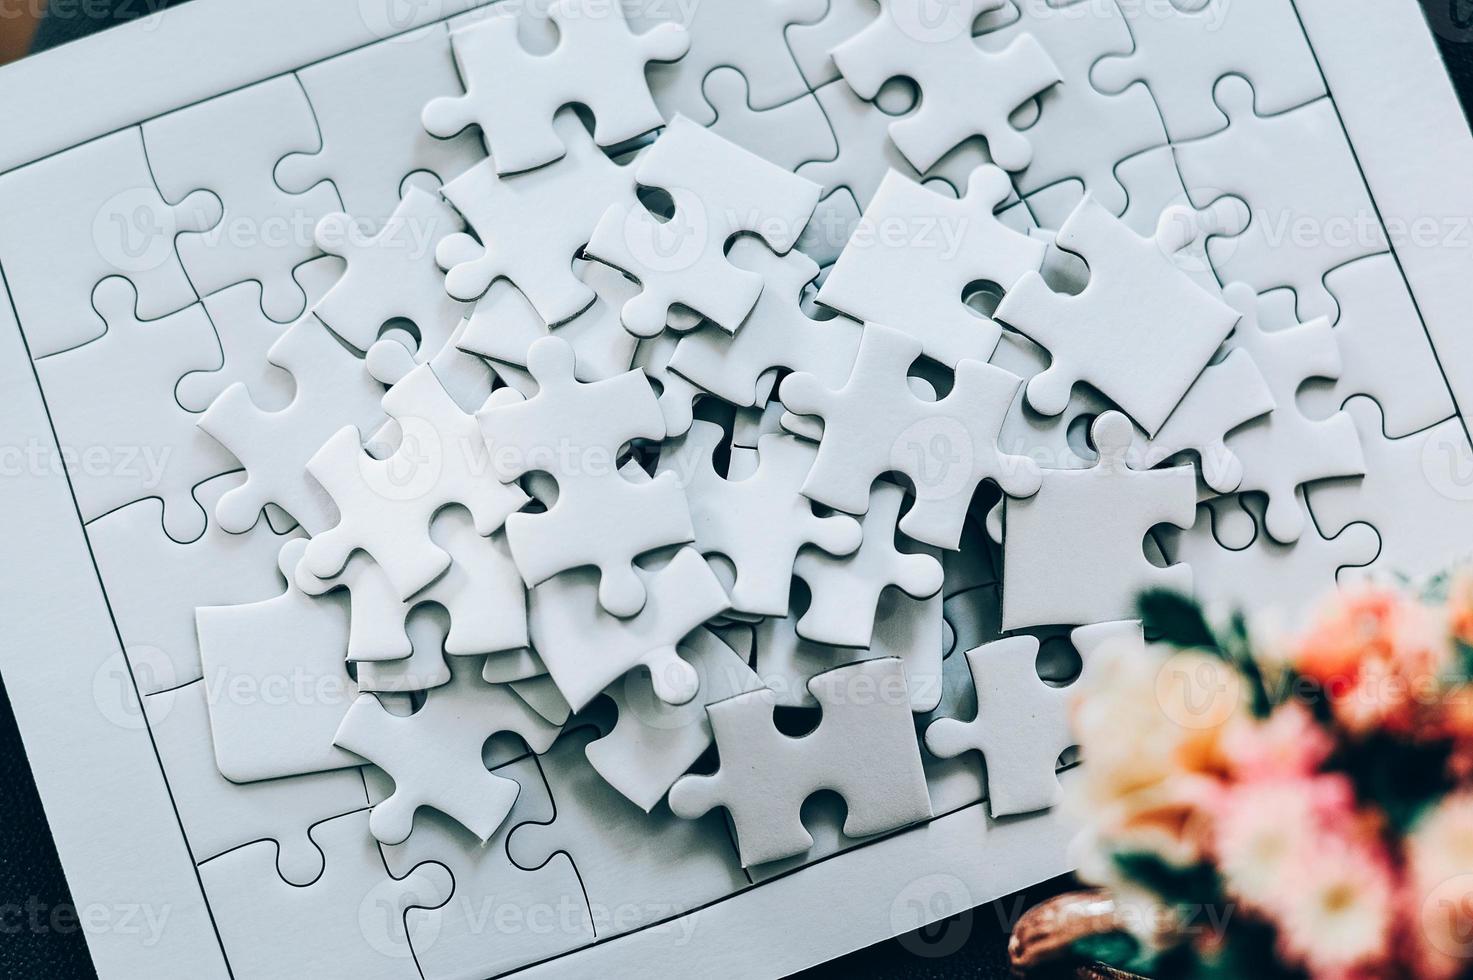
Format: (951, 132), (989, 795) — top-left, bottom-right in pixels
(3, 1), (1473, 978)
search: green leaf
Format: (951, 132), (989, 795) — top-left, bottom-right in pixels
(1139, 590), (1219, 651)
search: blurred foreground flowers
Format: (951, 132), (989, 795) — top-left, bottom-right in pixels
(1065, 576), (1473, 979)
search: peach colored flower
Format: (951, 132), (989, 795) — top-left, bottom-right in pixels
(1070, 640), (1238, 866)
(1295, 588), (1451, 740)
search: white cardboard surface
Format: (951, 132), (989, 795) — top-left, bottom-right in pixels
(1, 1), (1471, 977)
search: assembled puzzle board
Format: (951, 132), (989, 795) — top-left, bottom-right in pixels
(3, 0), (1473, 977)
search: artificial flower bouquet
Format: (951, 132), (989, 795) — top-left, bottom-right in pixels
(1063, 581), (1473, 979)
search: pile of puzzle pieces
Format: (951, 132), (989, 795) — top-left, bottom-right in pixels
(6, 0), (1472, 975)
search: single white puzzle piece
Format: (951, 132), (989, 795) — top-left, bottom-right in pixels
(585, 115), (821, 336)
(1092, 0), (1325, 142)
(924, 634), (1083, 818)
(658, 421), (862, 618)
(478, 337), (692, 615)
(302, 363), (529, 600)
(1173, 79), (1385, 323)
(668, 241), (860, 409)
(1220, 282), (1366, 544)
(311, 187), (470, 367)
(1308, 398), (1473, 584)
(142, 678), (367, 886)
(424, 0), (688, 175)
(36, 279), (238, 543)
(143, 75), (342, 322)
(199, 808), (453, 980)
(176, 257), (340, 414)
(584, 628), (765, 813)
(780, 322), (1042, 550)
(435, 110), (636, 324)
(816, 167), (1046, 368)
(196, 539), (362, 783)
(510, 724), (750, 938)
(831, 0), (1061, 173)
(334, 656), (562, 845)
(982, 0), (1166, 215)
(995, 412), (1196, 631)
(527, 547), (730, 711)
(995, 195), (1241, 435)
(635, 0), (825, 125)
(793, 481), (945, 648)
(198, 312), (388, 536)
(0, 127), (218, 358)
(669, 657), (932, 867)
(277, 24), (485, 224)
(376, 757), (594, 980)
(88, 471), (296, 695)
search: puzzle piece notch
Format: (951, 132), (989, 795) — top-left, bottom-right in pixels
(424, 0), (689, 175)
(669, 657), (932, 867)
(585, 115), (822, 336)
(816, 166), (1046, 368)
(302, 363), (528, 599)
(528, 547), (730, 711)
(780, 322), (1042, 550)
(995, 194), (1241, 435)
(334, 656), (562, 845)
(658, 421), (862, 618)
(996, 412), (1197, 630)
(832, 0), (1062, 173)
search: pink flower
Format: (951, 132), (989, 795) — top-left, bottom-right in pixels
(1274, 830), (1398, 980)
(1223, 702), (1334, 781)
